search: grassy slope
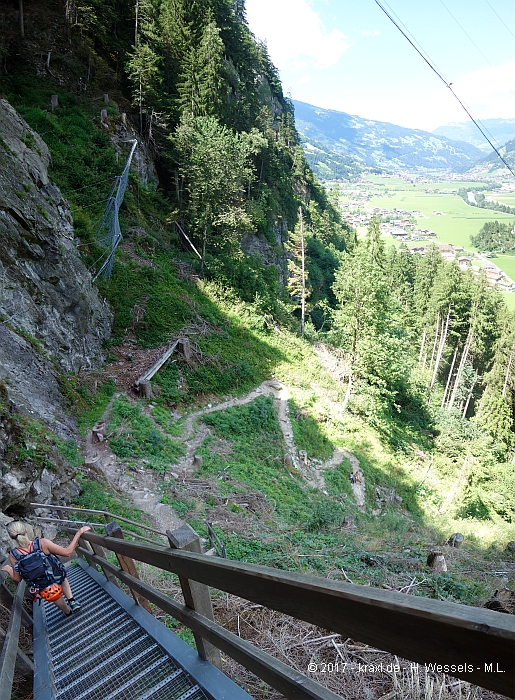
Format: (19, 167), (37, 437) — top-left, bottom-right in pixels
(2, 63), (512, 613)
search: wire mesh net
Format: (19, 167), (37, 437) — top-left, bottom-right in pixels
(93, 139), (138, 281)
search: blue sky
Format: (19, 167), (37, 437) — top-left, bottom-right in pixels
(245, 0), (515, 132)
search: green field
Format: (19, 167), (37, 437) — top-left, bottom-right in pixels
(369, 191), (514, 250)
(490, 193), (515, 206)
(366, 176), (490, 192)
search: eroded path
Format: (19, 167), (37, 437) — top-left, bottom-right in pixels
(84, 380), (366, 532)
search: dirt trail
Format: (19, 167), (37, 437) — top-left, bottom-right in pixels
(83, 380), (366, 531)
(84, 394), (182, 534)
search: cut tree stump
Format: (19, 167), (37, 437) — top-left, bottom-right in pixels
(446, 533), (464, 548)
(427, 550), (447, 573)
(484, 588), (514, 615)
(139, 380), (152, 399)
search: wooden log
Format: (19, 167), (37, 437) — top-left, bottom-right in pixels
(0, 626), (33, 678)
(167, 523), (221, 669)
(83, 550), (341, 700)
(77, 530), (515, 697)
(100, 108), (108, 123)
(103, 93), (109, 104)
(104, 522), (152, 612)
(135, 341), (179, 387)
(50, 94), (58, 111)
(0, 581), (27, 700)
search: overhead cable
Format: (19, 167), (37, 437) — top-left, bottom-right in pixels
(373, 0), (515, 178)
(483, 0), (515, 41)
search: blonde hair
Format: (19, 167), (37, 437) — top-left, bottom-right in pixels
(6, 521), (34, 549)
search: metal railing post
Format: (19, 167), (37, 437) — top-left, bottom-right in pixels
(167, 523), (222, 670)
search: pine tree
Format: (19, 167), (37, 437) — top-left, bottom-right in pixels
(475, 322), (515, 456)
(287, 207), (309, 338)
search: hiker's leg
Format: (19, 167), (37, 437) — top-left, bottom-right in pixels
(61, 578), (72, 599)
(53, 595), (70, 614)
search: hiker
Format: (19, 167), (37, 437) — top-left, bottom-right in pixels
(349, 473), (355, 484)
(1, 521), (91, 616)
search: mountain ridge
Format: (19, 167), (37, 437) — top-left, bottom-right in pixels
(433, 118), (515, 152)
(293, 99), (483, 177)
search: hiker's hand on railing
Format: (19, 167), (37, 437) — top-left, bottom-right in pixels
(78, 526), (92, 535)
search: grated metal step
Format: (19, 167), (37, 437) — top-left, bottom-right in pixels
(33, 560), (251, 700)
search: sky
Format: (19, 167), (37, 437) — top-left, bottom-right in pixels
(245, 0), (515, 133)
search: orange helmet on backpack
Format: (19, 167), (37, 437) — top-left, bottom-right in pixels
(40, 584), (63, 602)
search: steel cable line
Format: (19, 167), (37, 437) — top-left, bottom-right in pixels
(439, 0), (515, 111)
(483, 0), (515, 41)
(373, 0), (515, 178)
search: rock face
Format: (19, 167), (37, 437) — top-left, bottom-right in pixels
(0, 99), (112, 374)
(0, 99), (112, 513)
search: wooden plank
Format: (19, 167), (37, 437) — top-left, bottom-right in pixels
(78, 531), (515, 697)
(104, 523), (152, 613)
(0, 573), (33, 633)
(135, 341), (179, 386)
(0, 626), (34, 678)
(0, 581), (27, 700)
(167, 524), (221, 669)
(81, 550), (341, 700)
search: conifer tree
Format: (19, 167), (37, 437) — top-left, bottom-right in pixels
(287, 207), (309, 338)
(475, 323), (515, 455)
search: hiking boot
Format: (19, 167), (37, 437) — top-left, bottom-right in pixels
(68, 599), (81, 612)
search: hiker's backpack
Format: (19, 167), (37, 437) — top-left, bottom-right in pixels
(10, 538), (65, 590)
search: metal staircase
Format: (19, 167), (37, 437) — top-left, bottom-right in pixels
(33, 560), (250, 700)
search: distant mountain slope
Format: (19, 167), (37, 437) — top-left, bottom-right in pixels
(433, 118), (515, 153)
(293, 100), (483, 176)
(478, 136), (515, 171)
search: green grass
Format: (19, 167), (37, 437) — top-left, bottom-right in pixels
(288, 400), (334, 461)
(71, 472), (155, 534)
(108, 395), (185, 474)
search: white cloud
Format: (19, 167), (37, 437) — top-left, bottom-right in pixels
(360, 29), (380, 36)
(451, 60), (515, 119)
(245, 0), (349, 70)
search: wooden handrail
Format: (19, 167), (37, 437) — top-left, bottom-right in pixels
(78, 547), (340, 700)
(29, 503), (167, 537)
(0, 581), (32, 700)
(76, 529), (515, 697)
(33, 516), (163, 546)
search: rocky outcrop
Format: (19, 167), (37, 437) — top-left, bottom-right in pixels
(0, 99), (112, 512)
(241, 220), (289, 285)
(0, 99), (112, 374)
